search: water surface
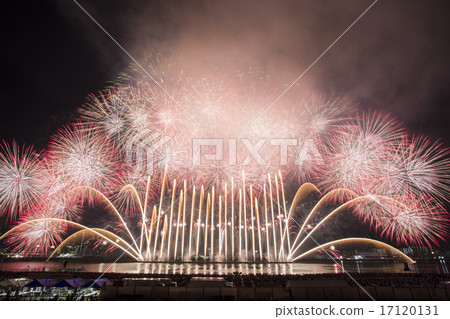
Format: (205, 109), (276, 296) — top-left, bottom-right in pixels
(1, 260), (448, 275)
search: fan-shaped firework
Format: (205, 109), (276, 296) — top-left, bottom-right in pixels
(0, 171), (424, 262)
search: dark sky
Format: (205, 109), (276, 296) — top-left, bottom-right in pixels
(1, 0), (450, 149)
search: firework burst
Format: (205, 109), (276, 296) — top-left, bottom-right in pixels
(6, 213), (67, 256)
(0, 142), (43, 221)
(47, 125), (122, 196)
(0, 58), (449, 258)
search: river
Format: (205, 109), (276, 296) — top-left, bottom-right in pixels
(0, 259), (448, 275)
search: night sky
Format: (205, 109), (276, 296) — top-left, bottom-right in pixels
(1, 0), (450, 149)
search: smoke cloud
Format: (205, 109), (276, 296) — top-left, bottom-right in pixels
(59, 0), (450, 141)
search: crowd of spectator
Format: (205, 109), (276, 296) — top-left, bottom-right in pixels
(1, 270), (449, 288)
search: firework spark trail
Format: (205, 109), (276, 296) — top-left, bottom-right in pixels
(1, 171), (433, 264)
